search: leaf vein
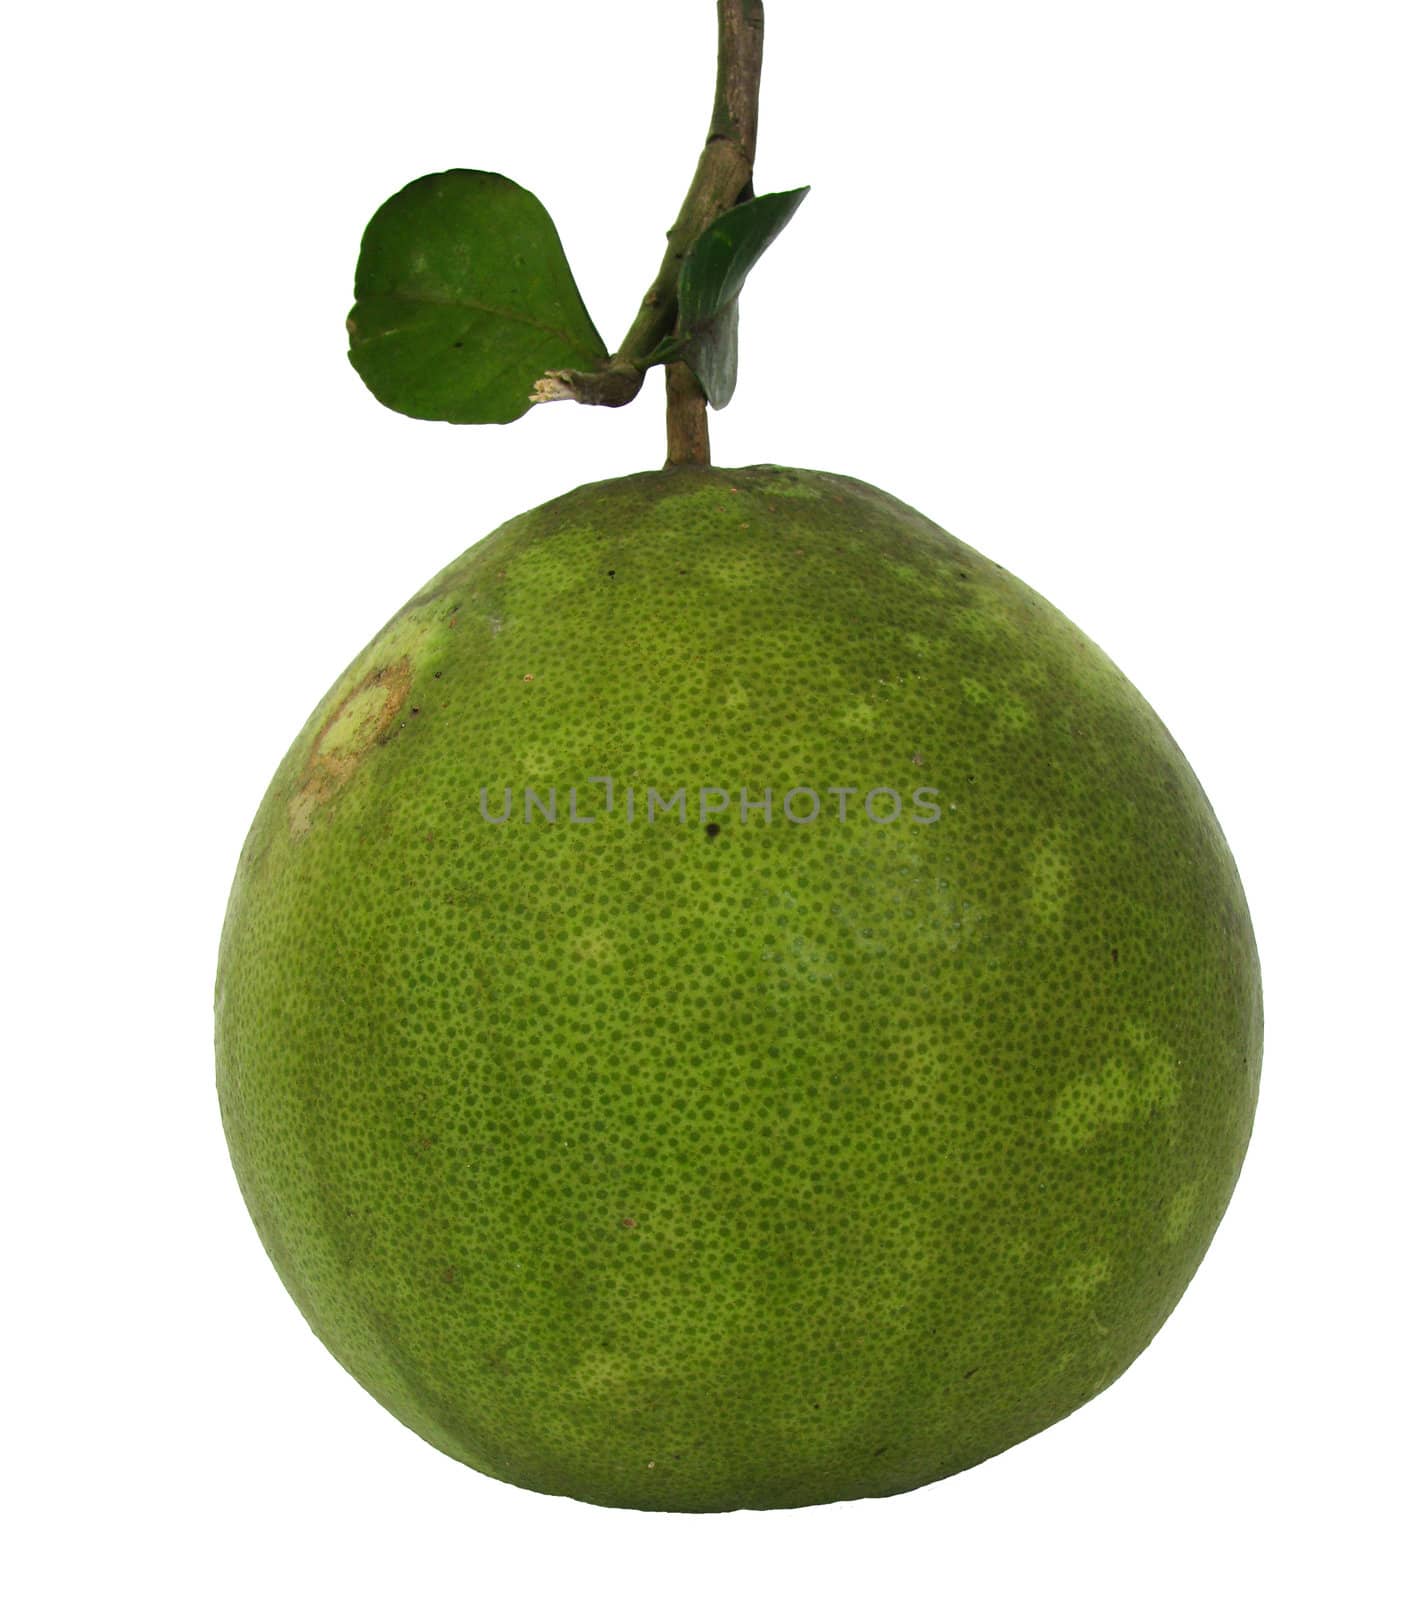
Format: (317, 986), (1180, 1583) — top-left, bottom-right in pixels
(362, 289), (601, 355)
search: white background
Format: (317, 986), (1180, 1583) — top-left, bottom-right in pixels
(6, 2), (1410, 1595)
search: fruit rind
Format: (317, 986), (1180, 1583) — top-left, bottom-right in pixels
(216, 465), (1261, 1511)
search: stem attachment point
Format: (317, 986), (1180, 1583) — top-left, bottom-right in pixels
(665, 363), (711, 467)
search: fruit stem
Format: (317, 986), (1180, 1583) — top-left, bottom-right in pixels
(665, 362), (712, 466)
(624, 0), (763, 365)
(532, 0), (764, 448)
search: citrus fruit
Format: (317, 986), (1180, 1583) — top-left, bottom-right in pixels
(215, 464), (1261, 1510)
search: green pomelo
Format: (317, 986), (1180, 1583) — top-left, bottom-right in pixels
(215, 465), (1260, 1511)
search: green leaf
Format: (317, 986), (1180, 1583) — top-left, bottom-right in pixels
(672, 186), (809, 408)
(347, 170), (607, 424)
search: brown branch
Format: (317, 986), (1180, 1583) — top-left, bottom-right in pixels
(531, 0), (765, 448)
(665, 363), (711, 466)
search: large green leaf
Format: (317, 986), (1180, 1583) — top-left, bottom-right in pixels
(348, 170), (607, 424)
(669, 186), (809, 408)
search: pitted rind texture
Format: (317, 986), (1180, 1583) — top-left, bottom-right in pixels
(215, 465), (1262, 1511)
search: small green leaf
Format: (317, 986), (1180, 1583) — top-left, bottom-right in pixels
(684, 298), (739, 411)
(673, 186), (809, 408)
(348, 170), (607, 424)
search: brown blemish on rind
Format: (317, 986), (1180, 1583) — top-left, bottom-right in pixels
(288, 658), (414, 835)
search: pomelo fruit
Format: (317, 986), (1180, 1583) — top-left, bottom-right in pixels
(215, 464), (1261, 1510)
